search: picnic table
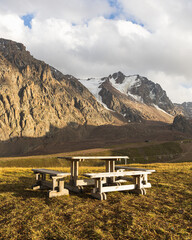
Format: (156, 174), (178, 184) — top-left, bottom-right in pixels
(58, 156), (129, 192)
(32, 156), (155, 200)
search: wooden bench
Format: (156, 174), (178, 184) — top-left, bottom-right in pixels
(32, 169), (70, 198)
(83, 171), (153, 200)
(115, 166), (156, 184)
(115, 166), (156, 172)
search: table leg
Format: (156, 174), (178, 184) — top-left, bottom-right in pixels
(74, 160), (79, 186)
(106, 160), (116, 184)
(65, 160), (82, 193)
(70, 160), (75, 182)
(106, 160), (110, 172)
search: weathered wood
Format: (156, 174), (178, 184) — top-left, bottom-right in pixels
(83, 171), (151, 178)
(102, 184), (138, 192)
(58, 156), (129, 192)
(59, 156), (129, 160)
(84, 168), (155, 200)
(115, 166), (156, 172)
(76, 179), (96, 186)
(32, 169), (70, 198)
(32, 169), (70, 176)
(48, 188), (69, 198)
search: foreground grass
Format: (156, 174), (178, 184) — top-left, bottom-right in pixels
(0, 163), (191, 240)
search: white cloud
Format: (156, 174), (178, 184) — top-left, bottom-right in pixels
(0, 0), (192, 103)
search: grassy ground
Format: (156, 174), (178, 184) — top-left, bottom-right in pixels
(0, 162), (191, 240)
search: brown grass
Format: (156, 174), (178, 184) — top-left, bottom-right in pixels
(0, 162), (191, 240)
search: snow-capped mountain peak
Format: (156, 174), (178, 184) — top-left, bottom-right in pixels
(79, 72), (176, 123)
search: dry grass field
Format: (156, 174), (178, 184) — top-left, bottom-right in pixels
(0, 161), (191, 240)
(0, 140), (191, 239)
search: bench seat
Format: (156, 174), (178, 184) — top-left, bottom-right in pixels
(32, 168), (70, 198)
(115, 166), (156, 172)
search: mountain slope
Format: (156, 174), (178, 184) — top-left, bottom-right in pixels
(0, 38), (123, 141)
(79, 72), (174, 123)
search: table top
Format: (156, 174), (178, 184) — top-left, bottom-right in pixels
(58, 156), (129, 161)
(83, 170), (151, 178)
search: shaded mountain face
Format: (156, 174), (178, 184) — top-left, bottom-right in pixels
(172, 115), (192, 134)
(0, 38), (122, 141)
(79, 71), (175, 123)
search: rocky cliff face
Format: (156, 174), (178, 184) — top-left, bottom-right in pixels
(0, 38), (122, 141)
(174, 102), (192, 119)
(79, 72), (175, 123)
(172, 115), (192, 134)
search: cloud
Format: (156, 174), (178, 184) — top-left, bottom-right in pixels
(147, 71), (192, 103)
(0, 0), (192, 103)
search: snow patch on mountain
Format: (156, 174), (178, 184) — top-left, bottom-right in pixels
(78, 78), (111, 110)
(153, 104), (172, 116)
(109, 75), (141, 97)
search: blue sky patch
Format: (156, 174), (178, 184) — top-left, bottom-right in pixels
(105, 0), (123, 20)
(21, 14), (34, 29)
(108, 0), (119, 8)
(127, 17), (145, 27)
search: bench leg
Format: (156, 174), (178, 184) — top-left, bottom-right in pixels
(133, 175), (147, 195)
(91, 178), (107, 200)
(32, 173), (45, 190)
(49, 178), (69, 198)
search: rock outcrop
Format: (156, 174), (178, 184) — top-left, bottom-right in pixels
(172, 115), (192, 133)
(174, 102), (192, 119)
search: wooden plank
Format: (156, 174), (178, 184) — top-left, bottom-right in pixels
(58, 156), (129, 160)
(32, 169), (70, 177)
(102, 184), (136, 192)
(116, 166), (156, 172)
(76, 179), (95, 186)
(83, 171), (151, 178)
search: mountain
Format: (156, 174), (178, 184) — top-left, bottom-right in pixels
(0, 38), (123, 142)
(174, 102), (192, 119)
(79, 72), (175, 123)
(0, 38), (191, 157)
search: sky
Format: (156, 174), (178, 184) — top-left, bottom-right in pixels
(0, 0), (192, 103)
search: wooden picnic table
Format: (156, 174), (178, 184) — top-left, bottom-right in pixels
(58, 156), (129, 192)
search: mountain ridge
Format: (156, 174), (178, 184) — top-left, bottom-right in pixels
(79, 71), (178, 123)
(0, 38), (123, 142)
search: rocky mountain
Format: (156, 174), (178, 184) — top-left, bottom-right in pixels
(172, 115), (192, 134)
(174, 102), (192, 119)
(79, 72), (175, 123)
(0, 38), (123, 142)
